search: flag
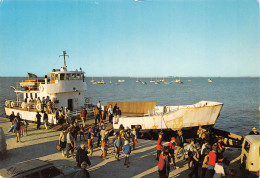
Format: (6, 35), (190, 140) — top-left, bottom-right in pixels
(27, 72), (38, 78)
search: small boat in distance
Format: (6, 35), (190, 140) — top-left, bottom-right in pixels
(118, 80), (125, 83)
(142, 82), (147, 85)
(208, 79), (212, 83)
(154, 81), (160, 84)
(164, 82), (172, 85)
(136, 80), (141, 83)
(93, 81), (106, 85)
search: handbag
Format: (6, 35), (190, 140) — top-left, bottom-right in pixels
(56, 144), (61, 151)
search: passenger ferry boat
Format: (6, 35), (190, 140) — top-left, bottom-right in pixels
(4, 51), (87, 124)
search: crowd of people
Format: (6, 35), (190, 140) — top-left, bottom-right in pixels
(7, 100), (259, 178)
(156, 126), (259, 178)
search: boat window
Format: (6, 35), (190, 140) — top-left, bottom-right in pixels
(30, 93), (33, 99)
(66, 74), (70, 80)
(76, 74), (81, 79)
(51, 74), (54, 81)
(72, 74), (76, 80)
(35, 93), (37, 98)
(26, 93), (28, 98)
(244, 141), (250, 153)
(55, 74), (58, 80)
(60, 74), (64, 80)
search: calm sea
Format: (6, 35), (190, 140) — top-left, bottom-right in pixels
(0, 77), (259, 136)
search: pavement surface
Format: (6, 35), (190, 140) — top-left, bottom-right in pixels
(0, 117), (247, 178)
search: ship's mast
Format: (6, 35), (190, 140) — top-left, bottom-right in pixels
(59, 51), (69, 68)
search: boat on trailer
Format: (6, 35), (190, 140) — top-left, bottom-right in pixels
(110, 101), (223, 131)
(4, 51), (88, 124)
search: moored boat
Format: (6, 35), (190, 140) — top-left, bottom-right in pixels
(4, 51), (88, 124)
(111, 101), (223, 131)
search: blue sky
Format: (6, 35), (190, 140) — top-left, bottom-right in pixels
(0, 0), (259, 77)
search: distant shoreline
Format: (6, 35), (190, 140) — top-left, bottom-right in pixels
(0, 76), (259, 78)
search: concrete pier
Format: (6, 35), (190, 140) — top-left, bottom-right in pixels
(0, 117), (245, 177)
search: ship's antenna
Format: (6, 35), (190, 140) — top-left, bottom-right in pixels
(59, 50), (69, 68)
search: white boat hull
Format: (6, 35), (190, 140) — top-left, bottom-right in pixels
(5, 107), (57, 124)
(113, 101), (223, 131)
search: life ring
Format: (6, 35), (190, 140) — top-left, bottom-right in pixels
(36, 103), (41, 111)
(10, 101), (15, 108)
(39, 85), (44, 92)
(21, 102), (26, 109)
(5, 100), (10, 107)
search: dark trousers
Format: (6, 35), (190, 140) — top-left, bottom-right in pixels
(188, 161), (199, 178)
(66, 142), (74, 157)
(109, 114), (113, 123)
(201, 168), (207, 178)
(208, 169), (215, 178)
(97, 134), (101, 147)
(158, 170), (168, 178)
(124, 156), (129, 167)
(156, 150), (162, 161)
(95, 115), (100, 125)
(37, 121), (41, 129)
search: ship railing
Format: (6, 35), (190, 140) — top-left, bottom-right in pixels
(14, 81), (46, 91)
(5, 99), (39, 112)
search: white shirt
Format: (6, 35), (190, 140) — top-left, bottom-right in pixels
(213, 163), (225, 178)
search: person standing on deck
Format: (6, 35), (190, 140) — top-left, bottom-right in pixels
(175, 130), (185, 160)
(131, 127), (137, 150)
(80, 108), (87, 127)
(13, 116), (21, 143)
(108, 104), (113, 124)
(156, 133), (163, 161)
(36, 111), (42, 129)
(208, 145), (218, 178)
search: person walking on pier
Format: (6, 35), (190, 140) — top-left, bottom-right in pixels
(79, 124), (85, 141)
(167, 137), (176, 169)
(114, 135), (121, 161)
(66, 129), (75, 158)
(43, 112), (48, 130)
(76, 144), (91, 168)
(9, 111), (15, 123)
(158, 149), (170, 178)
(175, 130), (185, 160)
(59, 128), (67, 157)
(36, 111), (42, 129)
(208, 145), (218, 178)
(123, 140), (131, 168)
(188, 143), (201, 178)
(94, 107), (100, 125)
(80, 108), (87, 127)
(131, 127), (137, 150)
(108, 104), (113, 123)
(156, 133), (163, 161)
(13, 116), (21, 143)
